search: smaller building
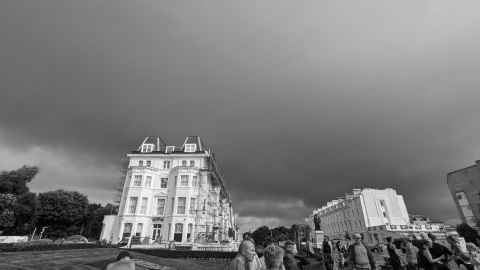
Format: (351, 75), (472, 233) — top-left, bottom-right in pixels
(311, 188), (443, 246)
(447, 161), (480, 227)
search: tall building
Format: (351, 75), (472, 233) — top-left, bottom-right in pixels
(100, 136), (236, 245)
(311, 188), (442, 245)
(447, 161), (480, 227)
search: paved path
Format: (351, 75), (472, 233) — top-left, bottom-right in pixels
(0, 248), (228, 270)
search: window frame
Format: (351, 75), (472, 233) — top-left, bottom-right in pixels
(177, 197), (186, 214)
(184, 144), (197, 153)
(180, 175), (189, 186)
(133, 175), (143, 186)
(160, 178), (168, 188)
(141, 144), (154, 153)
(128, 197), (138, 214)
(140, 197), (148, 215)
(156, 197), (166, 216)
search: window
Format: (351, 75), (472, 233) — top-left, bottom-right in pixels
(190, 198), (196, 214)
(146, 160), (151, 167)
(122, 223), (132, 238)
(140, 197), (148, 214)
(136, 223), (143, 236)
(182, 160), (187, 166)
(177, 197), (186, 214)
(138, 160), (144, 167)
(141, 144), (154, 153)
(190, 160), (195, 167)
(161, 178), (168, 188)
(156, 198), (166, 216)
(128, 197), (138, 214)
(166, 146), (175, 153)
(180, 175), (189, 186)
(187, 223), (193, 242)
(456, 191), (476, 225)
(192, 176), (198, 187)
(184, 144), (197, 152)
(133, 175), (142, 186)
(145, 176), (152, 188)
(174, 223), (183, 242)
(163, 160), (171, 169)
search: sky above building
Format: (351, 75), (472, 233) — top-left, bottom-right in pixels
(1, 0), (480, 231)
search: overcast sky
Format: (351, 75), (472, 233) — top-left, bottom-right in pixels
(1, 0), (480, 231)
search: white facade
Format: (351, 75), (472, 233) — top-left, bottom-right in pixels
(312, 188), (411, 242)
(100, 136), (236, 245)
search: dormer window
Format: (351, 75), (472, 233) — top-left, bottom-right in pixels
(141, 144), (154, 153)
(166, 146), (175, 153)
(184, 144), (197, 153)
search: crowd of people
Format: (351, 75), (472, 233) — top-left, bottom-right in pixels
(228, 232), (312, 270)
(229, 231), (480, 270)
(321, 232), (480, 270)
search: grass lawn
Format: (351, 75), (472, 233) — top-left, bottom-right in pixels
(0, 248), (230, 270)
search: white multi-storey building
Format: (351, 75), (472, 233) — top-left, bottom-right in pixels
(311, 188), (442, 245)
(100, 136), (237, 245)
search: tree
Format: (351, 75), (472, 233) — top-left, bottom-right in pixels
(0, 166), (39, 234)
(9, 192), (37, 235)
(0, 193), (16, 232)
(83, 203), (118, 239)
(252, 226), (271, 246)
(0, 166), (38, 195)
(456, 223), (480, 243)
(36, 190), (89, 238)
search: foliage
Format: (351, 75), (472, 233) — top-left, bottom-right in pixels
(36, 190), (89, 238)
(0, 166), (38, 195)
(456, 223), (480, 243)
(0, 166), (39, 234)
(0, 193), (17, 231)
(11, 192), (37, 234)
(252, 226), (271, 245)
(83, 203), (118, 239)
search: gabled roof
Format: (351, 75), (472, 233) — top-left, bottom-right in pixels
(181, 135), (205, 152)
(137, 136), (167, 152)
(133, 135), (206, 153)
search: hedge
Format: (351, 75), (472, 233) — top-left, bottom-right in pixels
(131, 248), (237, 259)
(0, 242), (109, 252)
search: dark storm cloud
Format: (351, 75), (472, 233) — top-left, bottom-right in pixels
(1, 0), (480, 228)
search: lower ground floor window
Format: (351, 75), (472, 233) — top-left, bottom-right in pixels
(174, 223), (183, 242)
(122, 223), (132, 239)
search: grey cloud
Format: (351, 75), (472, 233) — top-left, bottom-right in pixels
(1, 0), (480, 228)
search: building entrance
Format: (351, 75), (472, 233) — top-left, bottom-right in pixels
(152, 224), (162, 241)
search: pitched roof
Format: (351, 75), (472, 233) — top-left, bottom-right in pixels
(137, 136), (167, 152)
(134, 135), (206, 153)
(181, 135), (204, 152)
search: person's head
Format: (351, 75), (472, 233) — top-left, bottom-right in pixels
(386, 236), (393, 244)
(116, 251), (131, 261)
(336, 241), (342, 249)
(324, 236), (329, 241)
(466, 242), (480, 253)
(239, 240), (256, 261)
(427, 233), (436, 242)
(353, 233), (362, 244)
(264, 245), (285, 269)
(264, 237), (274, 247)
(243, 232), (254, 243)
(285, 241), (297, 255)
(418, 240), (430, 250)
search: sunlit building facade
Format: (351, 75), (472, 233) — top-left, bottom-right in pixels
(447, 161), (480, 227)
(311, 188), (443, 245)
(100, 136), (236, 245)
